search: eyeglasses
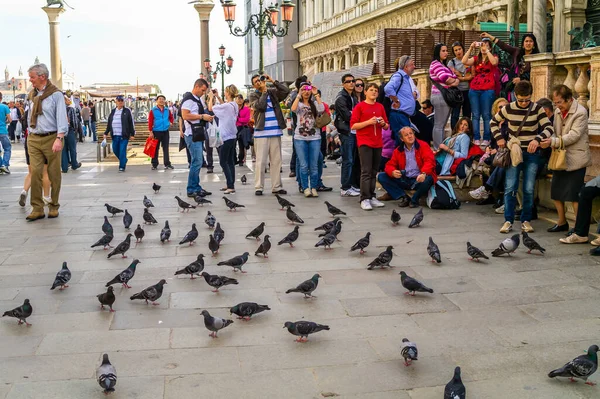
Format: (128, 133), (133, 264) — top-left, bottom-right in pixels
(516, 97), (531, 104)
(343, 79), (355, 84)
(355, 83), (364, 87)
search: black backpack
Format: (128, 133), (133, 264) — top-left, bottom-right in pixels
(427, 180), (461, 210)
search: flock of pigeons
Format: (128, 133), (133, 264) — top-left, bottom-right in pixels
(1, 181), (597, 396)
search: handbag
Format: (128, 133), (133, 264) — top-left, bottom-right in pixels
(315, 112), (332, 129)
(492, 147), (511, 168)
(548, 137), (567, 171)
(190, 120), (206, 142)
(143, 137), (158, 158)
(430, 78), (463, 108)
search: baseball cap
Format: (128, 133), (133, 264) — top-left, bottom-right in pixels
(156, 94), (166, 100)
(116, 95), (125, 101)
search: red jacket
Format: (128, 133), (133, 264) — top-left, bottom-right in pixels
(450, 144), (484, 175)
(384, 139), (437, 183)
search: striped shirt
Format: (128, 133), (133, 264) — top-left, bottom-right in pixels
(254, 97), (283, 138)
(490, 102), (554, 148)
(429, 60), (456, 94)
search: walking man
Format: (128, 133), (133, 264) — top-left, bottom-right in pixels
(0, 93), (11, 174)
(8, 101), (20, 142)
(103, 95), (135, 172)
(25, 63), (67, 221)
(62, 96), (82, 173)
(89, 101), (97, 142)
(149, 94), (174, 170)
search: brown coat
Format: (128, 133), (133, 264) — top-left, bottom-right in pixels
(551, 101), (591, 171)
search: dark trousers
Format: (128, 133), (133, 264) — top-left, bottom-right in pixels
(574, 186), (600, 236)
(151, 130), (171, 167)
(290, 136), (297, 171)
(8, 121), (18, 141)
(358, 146), (382, 201)
(351, 137), (361, 189)
(377, 172), (434, 205)
(219, 138), (236, 189)
(204, 141), (214, 168)
(236, 126), (245, 164)
(450, 89), (471, 131)
(61, 129), (79, 172)
(320, 131), (327, 159)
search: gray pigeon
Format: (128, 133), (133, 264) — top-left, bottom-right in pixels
(134, 224), (145, 243)
(97, 286), (116, 312)
(492, 234), (520, 257)
(286, 206), (304, 224)
(194, 195), (212, 206)
(275, 194), (295, 210)
(160, 220), (171, 243)
(548, 344), (598, 385)
(105, 203), (123, 217)
(201, 310), (233, 338)
(230, 302), (270, 320)
(223, 196), (245, 211)
(175, 195), (196, 212)
(102, 216), (113, 236)
(174, 254), (205, 279)
(107, 234), (133, 259)
(179, 223), (198, 246)
(143, 195), (154, 208)
(427, 237), (441, 263)
(324, 201), (346, 217)
(201, 272), (238, 292)
(315, 232), (336, 250)
(205, 211), (216, 229)
(444, 367), (466, 399)
(152, 182), (161, 193)
(314, 218), (339, 232)
(408, 207), (424, 228)
(278, 226), (299, 247)
(246, 222), (265, 240)
(130, 279), (167, 305)
(284, 321), (330, 342)
(350, 232), (371, 254)
(286, 274), (321, 298)
(391, 209), (401, 226)
(241, 175), (247, 185)
(400, 271), (434, 295)
(522, 232), (546, 254)
(214, 222), (225, 244)
(367, 246), (394, 270)
(91, 233), (114, 250)
(51, 261), (71, 290)
(400, 338), (418, 366)
(319, 219), (342, 238)
(105, 259), (140, 288)
(2, 299), (33, 326)
(209, 234), (220, 256)
(467, 241), (489, 261)
(96, 354), (117, 395)
(255, 235), (271, 258)
(217, 252), (250, 272)
(143, 208), (158, 224)
(123, 209), (133, 229)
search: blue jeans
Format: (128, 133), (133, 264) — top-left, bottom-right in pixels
(219, 138), (236, 189)
(61, 129), (79, 172)
(0, 134), (11, 167)
(504, 150), (542, 223)
(184, 135), (204, 194)
(111, 135), (129, 170)
(377, 172), (434, 204)
(389, 110), (411, 145)
(90, 121), (97, 142)
(468, 89), (495, 141)
(296, 150), (324, 189)
(294, 138), (321, 190)
(340, 134), (356, 190)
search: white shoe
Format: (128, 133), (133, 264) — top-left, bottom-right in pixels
(495, 205), (505, 214)
(43, 196), (52, 205)
(341, 189), (360, 197)
(350, 186), (360, 194)
(361, 199), (373, 210)
(469, 186), (489, 200)
(369, 197), (385, 208)
(500, 221), (513, 234)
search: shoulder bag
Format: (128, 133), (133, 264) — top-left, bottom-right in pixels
(493, 103), (533, 168)
(548, 137), (567, 171)
(315, 110), (332, 129)
(430, 77), (463, 108)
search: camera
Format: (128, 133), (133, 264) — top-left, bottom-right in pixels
(259, 75), (267, 81)
(212, 89), (217, 94)
(304, 85), (313, 91)
(376, 117), (383, 123)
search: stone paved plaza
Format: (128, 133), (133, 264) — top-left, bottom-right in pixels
(0, 134), (599, 398)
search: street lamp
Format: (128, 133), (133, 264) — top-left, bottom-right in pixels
(205, 44), (234, 95)
(202, 58), (217, 87)
(221, 0), (295, 74)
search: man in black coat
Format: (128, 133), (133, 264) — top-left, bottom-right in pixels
(103, 95), (135, 172)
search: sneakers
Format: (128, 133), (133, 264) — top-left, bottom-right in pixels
(473, 139), (481, 146)
(224, 188), (235, 194)
(500, 221), (513, 233)
(304, 188), (312, 197)
(495, 205), (505, 214)
(316, 185), (333, 192)
(521, 221), (534, 233)
(469, 186), (489, 200)
(0, 166), (10, 174)
(361, 199), (373, 211)
(341, 189), (359, 197)
(397, 196), (410, 208)
(289, 171), (296, 178)
(19, 191), (27, 207)
(311, 188), (319, 197)
(207, 167), (214, 174)
(370, 197), (385, 208)
(151, 166), (158, 170)
(560, 234), (589, 244)
(481, 140), (490, 147)
(43, 196), (52, 205)
(165, 165), (174, 170)
(118, 168), (125, 172)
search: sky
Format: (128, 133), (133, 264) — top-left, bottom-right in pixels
(1, 0), (248, 100)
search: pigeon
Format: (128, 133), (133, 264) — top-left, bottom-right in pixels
(314, 218), (339, 232)
(91, 233), (114, 250)
(201, 310), (234, 338)
(217, 252), (250, 272)
(193, 195), (212, 206)
(152, 182), (161, 193)
(367, 246), (394, 270)
(400, 271), (434, 295)
(284, 321), (330, 342)
(408, 207), (424, 228)
(548, 344), (599, 385)
(50, 261), (71, 290)
(491, 234), (520, 257)
(275, 194), (295, 210)
(286, 206), (304, 224)
(319, 219), (342, 238)
(324, 201), (347, 217)
(143, 208), (158, 224)
(105, 203), (123, 217)
(522, 232), (546, 254)
(391, 209), (401, 226)
(350, 232), (371, 254)
(230, 302), (271, 320)
(134, 224), (145, 243)
(246, 222), (265, 240)
(2, 299), (33, 326)
(444, 366), (466, 399)
(427, 237), (441, 263)
(241, 174), (247, 185)
(160, 220), (171, 243)
(315, 232), (336, 250)
(175, 195), (196, 212)
(209, 234), (220, 256)
(96, 354), (117, 395)
(201, 272), (238, 292)
(97, 286), (116, 312)
(143, 195), (154, 208)
(286, 274), (321, 298)
(107, 234), (133, 259)
(174, 254), (205, 279)
(105, 259), (140, 288)
(467, 241), (489, 261)
(278, 226), (299, 247)
(400, 338), (418, 366)
(122, 209), (133, 229)
(130, 279), (167, 305)
(255, 235), (271, 258)
(102, 216), (113, 236)
(205, 211), (216, 230)
(223, 196), (245, 211)
(179, 223), (198, 246)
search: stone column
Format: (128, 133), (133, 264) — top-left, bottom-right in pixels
(332, 53), (339, 71)
(459, 16), (474, 31)
(358, 48), (365, 65)
(525, 53), (556, 101)
(526, 0), (534, 31)
(533, 0), (547, 53)
(42, 7), (65, 89)
(494, 7), (507, 23)
(344, 49), (352, 70)
(193, 0), (215, 72)
(553, 0), (564, 52)
(506, 0), (519, 31)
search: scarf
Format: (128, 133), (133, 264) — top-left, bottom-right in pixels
(28, 81), (61, 129)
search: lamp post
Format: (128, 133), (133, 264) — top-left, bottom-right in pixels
(204, 45), (234, 95)
(221, 0), (295, 74)
(202, 60), (219, 88)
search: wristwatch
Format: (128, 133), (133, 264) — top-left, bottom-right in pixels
(56, 136), (64, 142)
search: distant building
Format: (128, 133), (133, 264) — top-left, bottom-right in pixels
(80, 83), (160, 99)
(1, 65), (30, 102)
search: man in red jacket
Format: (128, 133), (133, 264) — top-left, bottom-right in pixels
(377, 126), (436, 207)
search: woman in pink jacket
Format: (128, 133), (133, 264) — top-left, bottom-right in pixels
(235, 95), (251, 165)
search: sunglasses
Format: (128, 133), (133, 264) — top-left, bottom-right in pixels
(344, 79), (355, 84)
(355, 83), (364, 87)
(516, 98), (531, 104)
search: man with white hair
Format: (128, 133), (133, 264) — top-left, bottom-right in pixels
(25, 63), (67, 221)
(384, 55), (417, 145)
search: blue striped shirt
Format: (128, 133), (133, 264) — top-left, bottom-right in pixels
(254, 96), (283, 138)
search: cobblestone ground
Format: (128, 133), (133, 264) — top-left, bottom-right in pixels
(0, 134), (598, 398)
